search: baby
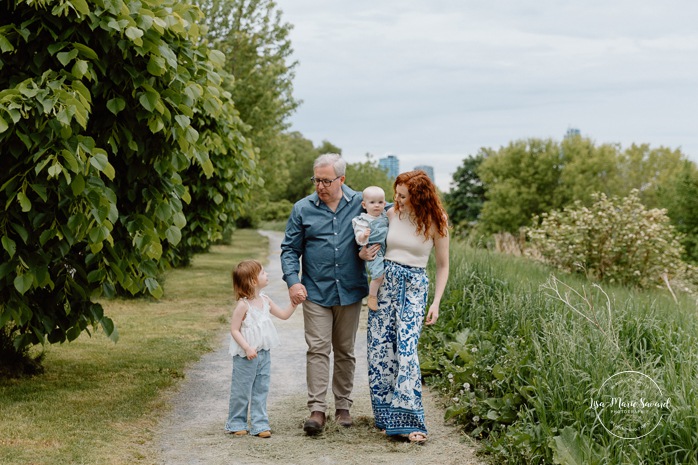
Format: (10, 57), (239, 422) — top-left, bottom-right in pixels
(352, 186), (389, 310)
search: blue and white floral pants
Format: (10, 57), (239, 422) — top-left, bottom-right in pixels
(367, 260), (429, 436)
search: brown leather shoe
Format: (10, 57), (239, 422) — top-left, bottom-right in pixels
(303, 411), (326, 435)
(334, 409), (353, 427)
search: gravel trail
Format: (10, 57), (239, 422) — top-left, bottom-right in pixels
(153, 230), (483, 465)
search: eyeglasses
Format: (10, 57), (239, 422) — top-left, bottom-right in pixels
(310, 176), (341, 186)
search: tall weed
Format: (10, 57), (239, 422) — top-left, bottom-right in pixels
(421, 242), (698, 464)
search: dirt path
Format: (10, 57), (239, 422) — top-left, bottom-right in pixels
(154, 230), (483, 465)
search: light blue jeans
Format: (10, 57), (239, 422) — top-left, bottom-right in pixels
(225, 349), (271, 435)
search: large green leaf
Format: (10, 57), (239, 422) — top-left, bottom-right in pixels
(73, 42), (98, 60)
(125, 27), (143, 41)
(69, 0), (90, 16)
(550, 426), (603, 465)
(0, 33), (14, 53)
(14, 273), (34, 295)
(17, 191), (32, 212)
(1, 236), (16, 258)
(165, 225), (182, 245)
(106, 98), (126, 115)
(56, 49), (79, 66)
(138, 89), (160, 112)
(147, 55), (166, 76)
(144, 277), (163, 298)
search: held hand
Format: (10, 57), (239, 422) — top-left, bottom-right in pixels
(245, 347), (258, 360)
(359, 244), (380, 261)
(425, 303), (439, 325)
(289, 283), (307, 306)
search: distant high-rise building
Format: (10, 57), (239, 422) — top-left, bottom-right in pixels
(378, 154), (399, 180)
(565, 127), (581, 139)
(414, 165), (434, 182)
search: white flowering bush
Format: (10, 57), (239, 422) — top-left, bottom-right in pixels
(526, 190), (686, 289)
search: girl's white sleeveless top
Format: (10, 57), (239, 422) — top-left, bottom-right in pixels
(228, 294), (280, 357)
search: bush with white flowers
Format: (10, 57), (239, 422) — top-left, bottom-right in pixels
(526, 190), (688, 289)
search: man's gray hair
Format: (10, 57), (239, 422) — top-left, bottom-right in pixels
(314, 153), (346, 177)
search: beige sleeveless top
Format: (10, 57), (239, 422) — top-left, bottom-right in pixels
(384, 211), (434, 268)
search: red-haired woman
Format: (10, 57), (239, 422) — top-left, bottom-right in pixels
(365, 170), (450, 444)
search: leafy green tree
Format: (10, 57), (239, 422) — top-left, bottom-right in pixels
(280, 131), (317, 202)
(444, 150), (489, 232)
(659, 161), (698, 263)
(558, 136), (621, 205)
(477, 138), (563, 234)
(196, 0), (299, 199)
(615, 144), (687, 208)
(0, 0), (255, 363)
(315, 140), (342, 156)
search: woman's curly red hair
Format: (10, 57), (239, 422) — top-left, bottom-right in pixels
(393, 170), (449, 239)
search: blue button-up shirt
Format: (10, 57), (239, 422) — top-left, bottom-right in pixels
(281, 185), (368, 307)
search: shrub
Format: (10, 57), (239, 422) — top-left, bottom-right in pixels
(259, 199), (293, 221)
(526, 190), (686, 289)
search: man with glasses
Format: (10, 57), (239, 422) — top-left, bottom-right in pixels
(281, 153), (378, 435)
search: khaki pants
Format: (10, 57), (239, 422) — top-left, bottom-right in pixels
(303, 300), (362, 413)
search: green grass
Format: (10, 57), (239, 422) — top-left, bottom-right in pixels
(421, 241), (698, 464)
(257, 219), (287, 231)
(0, 229), (268, 465)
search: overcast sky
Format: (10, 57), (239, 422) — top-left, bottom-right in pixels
(277, 0), (698, 191)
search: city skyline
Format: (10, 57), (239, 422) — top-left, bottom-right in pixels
(378, 155), (435, 186)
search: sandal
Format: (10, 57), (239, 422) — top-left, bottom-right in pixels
(230, 430), (247, 436)
(256, 430), (272, 438)
(408, 431), (427, 444)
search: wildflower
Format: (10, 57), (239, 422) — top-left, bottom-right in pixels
(471, 347), (478, 353)
(463, 382), (470, 390)
(473, 416), (480, 423)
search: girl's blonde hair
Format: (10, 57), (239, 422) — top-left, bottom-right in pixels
(232, 259), (262, 299)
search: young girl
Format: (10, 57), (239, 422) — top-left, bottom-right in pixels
(225, 259), (298, 438)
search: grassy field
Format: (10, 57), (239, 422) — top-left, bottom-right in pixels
(421, 242), (698, 464)
(0, 229), (268, 465)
